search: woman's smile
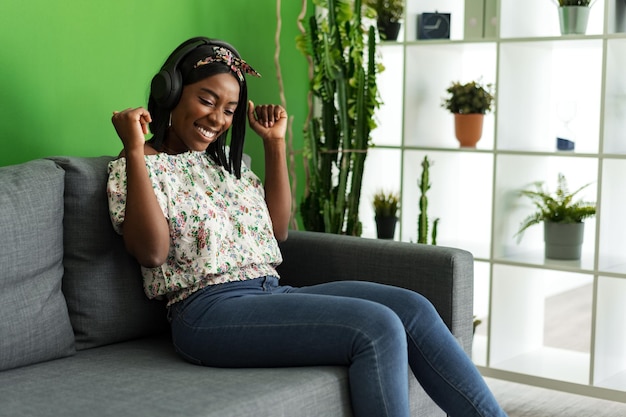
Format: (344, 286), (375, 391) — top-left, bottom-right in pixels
(164, 72), (240, 153)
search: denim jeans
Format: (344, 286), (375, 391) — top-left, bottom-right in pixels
(169, 276), (507, 417)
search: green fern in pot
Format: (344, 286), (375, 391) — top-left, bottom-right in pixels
(515, 173), (596, 260)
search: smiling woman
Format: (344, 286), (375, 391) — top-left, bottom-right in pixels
(105, 36), (507, 417)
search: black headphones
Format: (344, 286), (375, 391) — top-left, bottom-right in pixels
(150, 37), (242, 109)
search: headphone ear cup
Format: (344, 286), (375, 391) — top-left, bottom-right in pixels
(151, 68), (181, 109)
(150, 38), (212, 109)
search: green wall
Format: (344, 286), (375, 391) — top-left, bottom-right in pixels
(0, 0), (310, 208)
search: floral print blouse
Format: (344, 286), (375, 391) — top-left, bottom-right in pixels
(107, 151), (282, 306)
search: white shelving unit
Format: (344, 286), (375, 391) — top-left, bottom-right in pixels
(359, 0), (626, 402)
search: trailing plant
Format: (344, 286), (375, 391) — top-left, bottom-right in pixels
(515, 173), (596, 242)
(297, 0), (383, 236)
(417, 156), (440, 245)
(364, 0), (404, 23)
(442, 80), (494, 115)
(373, 190), (400, 218)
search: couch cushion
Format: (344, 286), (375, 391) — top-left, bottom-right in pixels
(0, 337), (352, 417)
(50, 156), (168, 350)
(0, 337), (444, 417)
(0, 159), (75, 371)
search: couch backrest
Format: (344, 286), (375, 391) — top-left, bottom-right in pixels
(0, 159), (76, 371)
(50, 156), (168, 350)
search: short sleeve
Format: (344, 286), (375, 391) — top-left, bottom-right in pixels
(106, 158), (127, 235)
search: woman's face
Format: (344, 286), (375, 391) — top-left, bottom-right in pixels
(164, 72), (241, 153)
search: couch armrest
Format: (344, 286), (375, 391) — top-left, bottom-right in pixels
(277, 230), (474, 355)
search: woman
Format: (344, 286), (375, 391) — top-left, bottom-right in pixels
(107, 36), (507, 417)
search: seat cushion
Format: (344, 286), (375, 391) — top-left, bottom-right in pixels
(0, 159), (75, 371)
(0, 337), (352, 417)
(50, 156), (168, 350)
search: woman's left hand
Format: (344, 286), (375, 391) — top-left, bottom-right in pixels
(247, 101), (287, 143)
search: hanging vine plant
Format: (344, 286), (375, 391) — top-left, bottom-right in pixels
(296, 0), (383, 236)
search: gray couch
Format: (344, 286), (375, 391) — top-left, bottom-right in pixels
(0, 155), (474, 417)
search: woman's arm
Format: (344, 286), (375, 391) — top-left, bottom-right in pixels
(112, 108), (170, 267)
(247, 101), (291, 241)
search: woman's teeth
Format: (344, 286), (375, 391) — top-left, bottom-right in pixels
(196, 125), (216, 139)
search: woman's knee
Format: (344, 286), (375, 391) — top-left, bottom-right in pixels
(350, 301), (407, 352)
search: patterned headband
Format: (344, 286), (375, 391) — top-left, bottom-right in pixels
(193, 46), (261, 82)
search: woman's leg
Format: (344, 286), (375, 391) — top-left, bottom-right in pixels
(169, 277), (411, 417)
(292, 280), (507, 417)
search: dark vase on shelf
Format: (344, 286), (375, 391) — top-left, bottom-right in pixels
(375, 216), (398, 239)
(378, 19), (401, 41)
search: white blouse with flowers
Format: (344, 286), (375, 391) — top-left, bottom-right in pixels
(107, 151), (282, 306)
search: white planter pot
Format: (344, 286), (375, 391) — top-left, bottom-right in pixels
(558, 6), (590, 35)
(544, 222), (585, 260)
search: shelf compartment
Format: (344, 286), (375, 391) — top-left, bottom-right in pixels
(593, 276), (626, 391)
(500, 0), (604, 39)
(405, 0), (465, 42)
(598, 159), (626, 274)
(489, 265), (593, 384)
(400, 150), (493, 258)
(472, 260), (491, 366)
(607, 0), (626, 34)
(497, 39), (602, 153)
(371, 44), (404, 147)
(359, 148), (403, 240)
(492, 154), (598, 269)
(602, 39), (626, 155)
(403, 42), (496, 150)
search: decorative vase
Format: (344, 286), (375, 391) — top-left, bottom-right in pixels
(544, 222), (585, 260)
(377, 19), (401, 41)
(454, 113), (484, 147)
(375, 216), (398, 239)
(558, 6), (590, 35)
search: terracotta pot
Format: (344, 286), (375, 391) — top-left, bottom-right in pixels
(454, 113), (484, 148)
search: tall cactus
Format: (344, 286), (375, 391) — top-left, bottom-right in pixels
(417, 156), (440, 245)
(297, 0), (382, 236)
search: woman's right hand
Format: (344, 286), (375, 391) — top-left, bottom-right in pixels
(112, 107), (152, 153)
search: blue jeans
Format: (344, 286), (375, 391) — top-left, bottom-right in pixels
(169, 276), (507, 417)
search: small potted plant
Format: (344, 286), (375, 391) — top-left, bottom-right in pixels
(515, 173), (596, 260)
(441, 80), (494, 147)
(373, 190), (400, 239)
(553, 0), (596, 35)
(364, 0), (404, 41)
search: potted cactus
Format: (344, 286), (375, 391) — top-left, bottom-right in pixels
(442, 80), (494, 147)
(515, 173), (596, 260)
(417, 156), (440, 245)
(297, 0), (382, 236)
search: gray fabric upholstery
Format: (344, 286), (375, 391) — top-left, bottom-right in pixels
(0, 159), (75, 371)
(49, 156), (168, 350)
(0, 337), (352, 417)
